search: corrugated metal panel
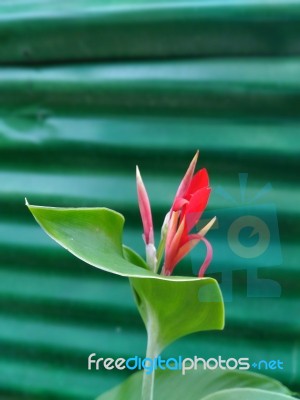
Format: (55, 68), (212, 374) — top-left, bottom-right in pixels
(0, 1), (299, 399)
(1, 0), (300, 63)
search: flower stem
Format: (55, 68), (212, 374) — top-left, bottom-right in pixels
(155, 239), (165, 273)
(142, 330), (157, 400)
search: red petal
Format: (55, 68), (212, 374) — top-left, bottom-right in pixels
(172, 151), (199, 210)
(186, 169), (209, 199)
(184, 187), (211, 232)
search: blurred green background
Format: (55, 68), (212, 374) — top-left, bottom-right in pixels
(0, 0), (299, 399)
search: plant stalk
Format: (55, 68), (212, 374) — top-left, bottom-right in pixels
(141, 330), (157, 400)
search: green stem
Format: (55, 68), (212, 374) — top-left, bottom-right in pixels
(155, 233), (166, 273)
(142, 329), (158, 400)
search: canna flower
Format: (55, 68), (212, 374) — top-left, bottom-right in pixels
(137, 151), (215, 277)
(162, 151), (215, 277)
(27, 150), (225, 396)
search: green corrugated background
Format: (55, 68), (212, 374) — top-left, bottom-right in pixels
(0, 1), (299, 399)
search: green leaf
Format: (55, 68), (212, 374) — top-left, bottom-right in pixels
(27, 203), (224, 351)
(96, 368), (292, 400)
(130, 276), (224, 353)
(26, 202), (153, 277)
(123, 245), (149, 270)
(202, 388), (295, 400)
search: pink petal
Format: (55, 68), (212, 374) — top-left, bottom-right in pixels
(173, 234), (213, 278)
(172, 235), (213, 277)
(163, 211), (181, 275)
(166, 217), (186, 272)
(165, 211), (180, 253)
(198, 237), (213, 277)
(172, 197), (189, 212)
(136, 166), (154, 245)
(173, 235), (202, 267)
(172, 151), (199, 210)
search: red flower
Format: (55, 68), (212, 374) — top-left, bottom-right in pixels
(136, 151), (215, 276)
(162, 151), (215, 277)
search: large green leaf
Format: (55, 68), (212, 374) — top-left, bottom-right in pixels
(202, 388), (295, 400)
(27, 203), (224, 352)
(130, 276), (224, 353)
(26, 202), (151, 277)
(96, 367), (293, 400)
